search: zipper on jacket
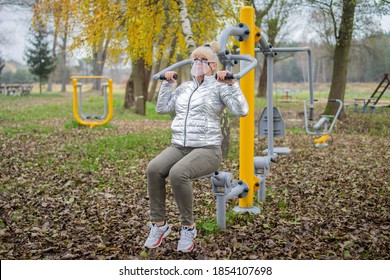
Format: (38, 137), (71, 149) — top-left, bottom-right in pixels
(183, 82), (200, 147)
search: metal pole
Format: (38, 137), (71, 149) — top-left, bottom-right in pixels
(152, 59), (193, 80)
(235, 6), (260, 214)
(267, 55), (274, 158)
(259, 175), (266, 202)
(77, 83), (85, 119)
(218, 26), (250, 53)
(216, 195), (226, 229)
(102, 84), (108, 119)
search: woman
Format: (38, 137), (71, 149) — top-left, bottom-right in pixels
(144, 42), (248, 252)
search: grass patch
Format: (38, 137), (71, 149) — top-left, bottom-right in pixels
(286, 127), (304, 134)
(198, 218), (220, 234)
(226, 209), (256, 226)
(112, 101), (172, 121)
(0, 103), (71, 123)
(64, 120), (83, 129)
(0, 90), (171, 125)
(1, 125), (55, 136)
(65, 129), (171, 172)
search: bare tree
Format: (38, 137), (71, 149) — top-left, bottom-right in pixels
(307, 0), (390, 118)
(252, 0), (299, 97)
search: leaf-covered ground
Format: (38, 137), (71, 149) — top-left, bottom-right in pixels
(0, 111), (389, 260)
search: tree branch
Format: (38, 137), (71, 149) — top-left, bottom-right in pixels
(0, 0), (34, 7)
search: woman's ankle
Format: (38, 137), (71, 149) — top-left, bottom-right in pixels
(153, 221), (166, 227)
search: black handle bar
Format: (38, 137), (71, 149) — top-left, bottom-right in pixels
(214, 73), (235, 80)
(159, 73), (178, 80)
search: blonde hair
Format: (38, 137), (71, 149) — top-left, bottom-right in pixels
(190, 41), (220, 73)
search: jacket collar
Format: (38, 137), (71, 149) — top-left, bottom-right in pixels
(192, 74), (215, 87)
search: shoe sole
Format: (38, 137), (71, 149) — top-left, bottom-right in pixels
(178, 241), (195, 253)
(177, 232), (197, 253)
(145, 227), (172, 249)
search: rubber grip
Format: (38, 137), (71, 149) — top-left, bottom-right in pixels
(309, 108), (314, 121)
(160, 73), (178, 80)
(215, 74), (234, 80)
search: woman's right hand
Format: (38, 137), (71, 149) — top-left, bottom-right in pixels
(165, 71), (177, 83)
(216, 70), (235, 85)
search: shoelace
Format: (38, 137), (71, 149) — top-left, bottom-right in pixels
(150, 224), (164, 238)
(180, 228), (194, 242)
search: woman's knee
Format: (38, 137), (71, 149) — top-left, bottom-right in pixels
(146, 159), (162, 177)
(169, 165), (189, 185)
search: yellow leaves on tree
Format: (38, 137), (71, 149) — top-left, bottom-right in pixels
(70, 0), (123, 56)
(33, 0), (239, 67)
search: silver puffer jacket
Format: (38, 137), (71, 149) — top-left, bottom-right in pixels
(156, 75), (248, 147)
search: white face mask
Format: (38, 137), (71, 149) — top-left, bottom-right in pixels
(191, 59), (212, 76)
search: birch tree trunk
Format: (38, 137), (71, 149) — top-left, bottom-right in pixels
(177, 0), (196, 53)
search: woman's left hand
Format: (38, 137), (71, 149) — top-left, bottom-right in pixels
(216, 71), (235, 86)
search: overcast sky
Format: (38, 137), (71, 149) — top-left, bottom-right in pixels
(0, 5), (32, 64)
(0, 6), (389, 65)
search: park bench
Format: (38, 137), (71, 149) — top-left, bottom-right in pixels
(0, 84), (33, 96)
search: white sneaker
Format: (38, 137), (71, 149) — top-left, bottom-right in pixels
(144, 222), (171, 249)
(177, 226), (197, 252)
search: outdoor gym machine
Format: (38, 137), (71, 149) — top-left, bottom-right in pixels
(304, 99), (343, 147)
(255, 40), (343, 149)
(71, 76), (113, 128)
(253, 34), (342, 150)
(251, 33), (322, 202)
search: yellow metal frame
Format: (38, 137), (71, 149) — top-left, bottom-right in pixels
(238, 6), (259, 209)
(71, 76), (113, 128)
